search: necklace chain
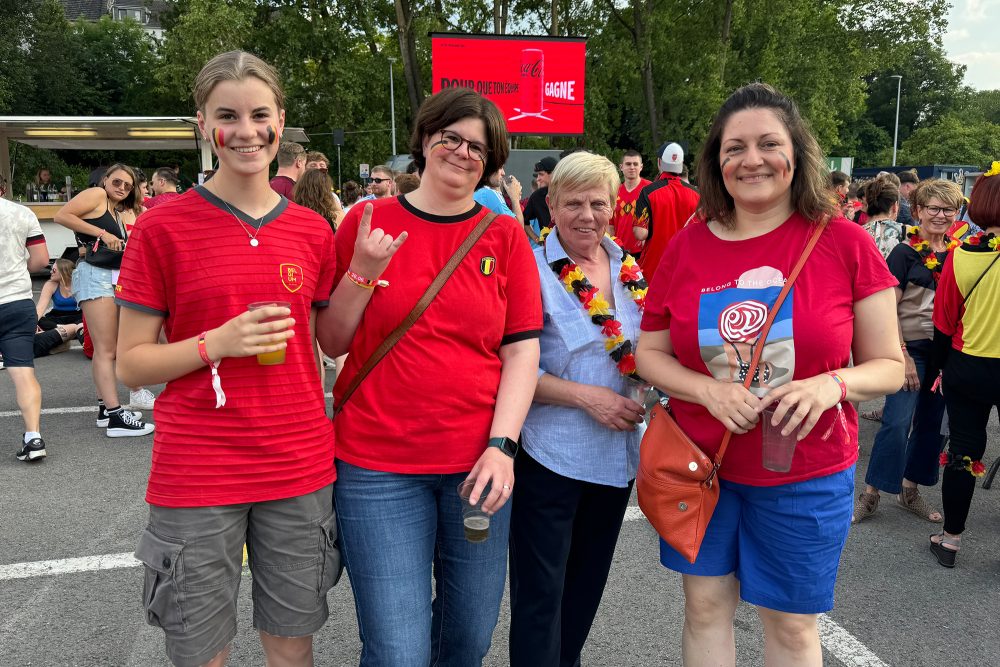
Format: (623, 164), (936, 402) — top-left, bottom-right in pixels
(221, 201), (265, 247)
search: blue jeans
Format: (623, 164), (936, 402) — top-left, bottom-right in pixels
(334, 461), (511, 667)
(865, 339), (946, 493)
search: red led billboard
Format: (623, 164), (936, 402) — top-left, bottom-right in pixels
(431, 33), (587, 136)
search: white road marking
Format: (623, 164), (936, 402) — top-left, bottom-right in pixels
(0, 471), (887, 666)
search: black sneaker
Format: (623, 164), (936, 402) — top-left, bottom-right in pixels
(17, 436), (47, 462)
(96, 404), (142, 428)
(106, 408), (154, 438)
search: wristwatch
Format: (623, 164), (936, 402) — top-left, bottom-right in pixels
(487, 436), (519, 458)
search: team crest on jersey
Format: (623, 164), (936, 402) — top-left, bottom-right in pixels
(280, 263), (304, 292)
(480, 256), (496, 276)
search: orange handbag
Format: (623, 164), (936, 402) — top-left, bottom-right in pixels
(636, 221), (826, 563)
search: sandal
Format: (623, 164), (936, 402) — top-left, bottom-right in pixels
(929, 532), (960, 568)
(851, 491), (880, 524)
(860, 408), (883, 423)
(897, 487), (943, 523)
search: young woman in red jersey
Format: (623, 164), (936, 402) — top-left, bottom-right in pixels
(316, 87), (541, 666)
(115, 51), (402, 667)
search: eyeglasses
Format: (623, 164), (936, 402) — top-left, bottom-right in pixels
(922, 206), (958, 217)
(369, 177), (391, 184)
(109, 178), (133, 192)
(437, 130), (488, 162)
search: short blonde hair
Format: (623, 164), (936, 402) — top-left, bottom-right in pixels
(193, 51), (285, 112)
(910, 179), (963, 211)
(548, 151), (620, 206)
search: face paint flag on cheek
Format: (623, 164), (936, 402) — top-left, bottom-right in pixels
(212, 128), (225, 149)
(779, 151), (792, 172)
(267, 125), (277, 145)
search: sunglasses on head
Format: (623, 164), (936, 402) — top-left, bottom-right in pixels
(109, 178), (133, 192)
(370, 177), (391, 184)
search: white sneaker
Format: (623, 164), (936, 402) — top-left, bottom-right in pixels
(128, 387), (156, 411)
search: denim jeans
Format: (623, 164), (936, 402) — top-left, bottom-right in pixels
(865, 339), (947, 493)
(334, 460), (511, 667)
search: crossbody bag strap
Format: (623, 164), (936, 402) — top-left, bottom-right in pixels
(963, 253), (1000, 304)
(712, 219), (828, 467)
(333, 211), (499, 417)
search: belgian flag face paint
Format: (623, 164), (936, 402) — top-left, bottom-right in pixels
(267, 125), (277, 145)
(212, 128), (225, 149)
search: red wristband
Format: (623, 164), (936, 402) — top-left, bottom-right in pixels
(197, 331), (212, 365)
(825, 371), (847, 402)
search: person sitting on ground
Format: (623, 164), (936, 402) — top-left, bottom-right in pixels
(36, 259), (82, 328)
(143, 167), (183, 210)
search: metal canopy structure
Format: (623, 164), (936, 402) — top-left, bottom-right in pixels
(0, 116), (309, 196)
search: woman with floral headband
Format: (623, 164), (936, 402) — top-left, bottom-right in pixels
(926, 164), (1000, 567)
(853, 178), (965, 524)
(508, 151), (647, 666)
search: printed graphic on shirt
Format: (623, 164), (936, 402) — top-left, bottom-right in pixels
(698, 265), (794, 397)
(281, 263), (303, 292)
(480, 256), (496, 276)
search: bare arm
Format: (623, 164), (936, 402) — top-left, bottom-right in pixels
(117, 305), (296, 388)
(316, 204), (407, 358)
(893, 286), (920, 390)
(54, 188), (124, 251)
(501, 178), (525, 226)
(466, 338), (540, 513)
(36, 281), (57, 318)
(27, 243), (49, 273)
(535, 372), (643, 431)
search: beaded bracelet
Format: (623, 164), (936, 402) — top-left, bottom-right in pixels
(198, 331), (226, 409)
(346, 269), (389, 289)
(824, 371), (848, 402)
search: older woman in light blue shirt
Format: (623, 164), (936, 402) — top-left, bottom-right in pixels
(508, 151), (647, 667)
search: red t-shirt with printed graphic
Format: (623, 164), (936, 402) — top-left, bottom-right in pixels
(333, 196), (542, 474)
(116, 187), (337, 507)
(612, 178), (651, 255)
(641, 213), (896, 486)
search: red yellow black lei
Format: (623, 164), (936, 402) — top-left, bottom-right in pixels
(964, 231), (1000, 252)
(940, 452), (986, 477)
(547, 236), (648, 380)
(905, 226), (959, 278)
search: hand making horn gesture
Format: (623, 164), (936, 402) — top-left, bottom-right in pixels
(349, 203), (408, 281)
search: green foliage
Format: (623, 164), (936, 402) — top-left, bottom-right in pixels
(897, 115), (1000, 169)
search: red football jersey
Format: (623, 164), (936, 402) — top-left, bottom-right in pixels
(611, 178), (651, 255)
(333, 196), (542, 474)
(116, 187), (337, 507)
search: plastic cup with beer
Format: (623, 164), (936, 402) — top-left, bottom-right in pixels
(247, 301), (291, 366)
(457, 479), (493, 544)
(761, 406), (800, 472)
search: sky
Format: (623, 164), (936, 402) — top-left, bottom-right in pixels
(942, 0), (1000, 90)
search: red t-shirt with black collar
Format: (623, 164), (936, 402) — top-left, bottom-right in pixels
(333, 196), (542, 474)
(116, 186), (337, 507)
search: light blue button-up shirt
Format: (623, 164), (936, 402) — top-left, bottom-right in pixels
(521, 229), (645, 488)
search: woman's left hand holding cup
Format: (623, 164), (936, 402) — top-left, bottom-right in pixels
(465, 447), (514, 515)
(757, 374), (843, 440)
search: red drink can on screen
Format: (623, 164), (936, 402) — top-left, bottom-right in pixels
(520, 49), (544, 115)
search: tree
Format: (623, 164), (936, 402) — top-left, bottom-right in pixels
(898, 114), (1000, 169)
(75, 17), (160, 115)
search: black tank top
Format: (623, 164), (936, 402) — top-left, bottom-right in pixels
(77, 205), (126, 247)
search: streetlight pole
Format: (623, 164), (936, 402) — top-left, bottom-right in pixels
(891, 74), (902, 167)
(388, 57), (397, 157)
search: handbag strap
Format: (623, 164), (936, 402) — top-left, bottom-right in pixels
(963, 252), (1000, 304)
(333, 211), (499, 417)
(712, 219), (828, 467)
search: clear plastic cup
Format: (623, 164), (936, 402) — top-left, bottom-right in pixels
(457, 480), (492, 543)
(247, 301), (291, 365)
(761, 406), (799, 472)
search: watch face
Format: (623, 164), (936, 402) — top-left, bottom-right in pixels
(490, 437), (518, 457)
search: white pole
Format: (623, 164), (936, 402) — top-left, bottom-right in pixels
(388, 57), (397, 157)
(891, 75), (902, 167)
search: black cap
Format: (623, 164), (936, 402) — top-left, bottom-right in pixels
(534, 156), (558, 173)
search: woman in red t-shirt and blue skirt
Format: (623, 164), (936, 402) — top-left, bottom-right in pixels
(636, 83), (904, 665)
(317, 88), (542, 666)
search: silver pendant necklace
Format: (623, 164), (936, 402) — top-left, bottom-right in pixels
(221, 201), (265, 247)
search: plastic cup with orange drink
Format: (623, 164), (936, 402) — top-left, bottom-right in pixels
(247, 301), (291, 365)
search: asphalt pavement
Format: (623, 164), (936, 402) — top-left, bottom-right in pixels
(1, 344), (998, 666)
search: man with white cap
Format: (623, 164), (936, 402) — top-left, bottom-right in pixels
(633, 141), (699, 279)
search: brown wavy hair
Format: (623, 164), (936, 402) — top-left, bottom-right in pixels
(968, 174), (1000, 229)
(101, 163), (142, 217)
(293, 169), (342, 229)
(861, 176), (899, 217)
(696, 83), (837, 227)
